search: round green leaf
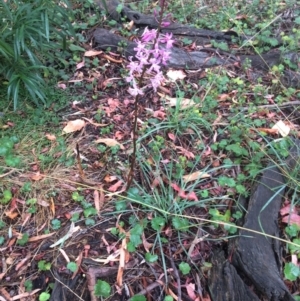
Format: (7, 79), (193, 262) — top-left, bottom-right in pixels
(129, 295), (146, 301)
(145, 253), (158, 263)
(179, 262), (191, 275)
(94, 280), (111, 297)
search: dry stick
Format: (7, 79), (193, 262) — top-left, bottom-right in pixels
(126, 0), (168, 191)
(168, 244), (182, 301)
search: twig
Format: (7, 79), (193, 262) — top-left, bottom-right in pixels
(168, 244), (182, 301)
(241, 100), (300, 112)
(134, 278), (168, 296)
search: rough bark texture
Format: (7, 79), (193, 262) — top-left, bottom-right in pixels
(208, 141), (300, 301)
(93, 0), (300, 88)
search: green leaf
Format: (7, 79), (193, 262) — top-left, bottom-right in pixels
(71, 212), (80, 222)
(151, 216), (166, 231)
(39, 292), (50, 301)
(145, 253), (158, 263)
(288, 239), (300, 254)
(5, 155), (21, 167)
(94, 280), (111, 297)
(285, 224), (300, 238)
(179, 262), (191, 275)
(72, 192), (84, 202)
(172, 217), (189, 231)
(125, 241), (135, 252)
(69, 44), (85, 52)
(0, 236), (5, 245)
(129, 295), (146, 301)
(224, 222), (238, 234)
(0, 220), (6, 229)
(284, 262), (300, 281)
(115, 200), (127, 211)
(85, 218), (95, 226)
(218, 176), (236, 187)
(83, 207), (97, 218)
(38, 260), (51, 271)
(51, 219), (61, 230)
(26, 198), (37, 206)
(164, 296), (173, 301)
(24, 280), (33, 292)
(17, 233), (29, 246)
(67, 262), (78, 272)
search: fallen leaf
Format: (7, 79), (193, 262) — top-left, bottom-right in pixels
(272, 120), (290, 137)
(282, 213), (300, 226)
(217, 93), (230, 101)
(49, 197), (55, 216)
(108, 180), (124, 192)
(57, 83), (67, 90)
(76, 61), (85, 70)
(168, 132), (176, 141)
(175, 146), (195, 159)
(31, 172), (44, 181)
(95, 138), (125, 150)
(183, 171), (211, 183)
(162, 95), (196, 109)
(280, 204), (296, 216)
(142, 232), (153, 252)
(28, 232), (55, 242)
(171, 183), (199, 201)
(84, 50), (103, 57)
(255, 127), (278, 135)
(5, 209), (18, 219)
(186, 283), (197, 300)
(50, 223), (80, 248)
(62, 119), (85, 133)
(104, 175), (118, 182)
(45, 133), (56, 141)
(167, 69), (186, 81)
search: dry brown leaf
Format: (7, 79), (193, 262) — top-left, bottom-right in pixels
(108, 180), (124, 192)
(183, 171), (211, 183)
(45, 133), (56, 141)
(142, 233), (153, 252)
(95, 138), (125, 150)
(116, 236), (127, 287)
(49, 197), (55, 216)
(76, 61), (85, 70)
(217, 93), (230, 101)
(62, 119), (85, 133)
(5, 210), (18, 219)
(255, 127), (278, 135)
(84, 50), (103, 57)
(28, 232), (55, 242)
(104, 175), (118, 182)
(30, 172), (44, 181)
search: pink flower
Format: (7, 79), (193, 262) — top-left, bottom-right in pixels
(125, 27), (174, 97)
(128, 85), (144, 96)
(160, 33), (174, 49)
(141, 28), (157, 43)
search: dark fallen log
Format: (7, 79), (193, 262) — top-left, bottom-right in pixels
(92, 28), (300, 88)
(96, 0), (241, 45)
(93, 0), (300, 88)
(208, 140), (300, 301)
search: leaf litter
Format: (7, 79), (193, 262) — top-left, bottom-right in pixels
(1, 5), (300, 301)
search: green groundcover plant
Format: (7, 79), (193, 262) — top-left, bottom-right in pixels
(0, 0), (74, 109)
